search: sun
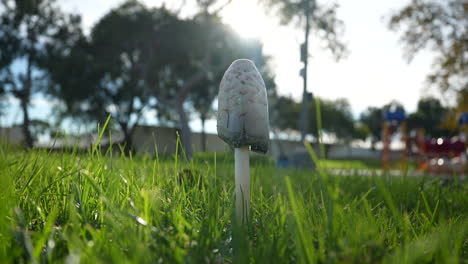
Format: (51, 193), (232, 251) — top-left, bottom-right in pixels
(221, 0), (268, 40)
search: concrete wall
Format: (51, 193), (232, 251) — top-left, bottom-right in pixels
(131, 126), (305, 157)
(328, 145), (381, 160)
(132, 126), (232, 155)
(270, 139), (310, 156)
(130, 126), (333, 159)
(191, 132), (232, 153)
(0, 126), (23, 145)
(1, 124), (383, 160)
(132, 126), (178, 154)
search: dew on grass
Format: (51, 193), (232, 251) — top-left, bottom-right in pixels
(128, 198), (136, 210)
(66, 251), (80, 264)
(80, 169), (91, 175)
(47, 239), (55, 249)
(135, 216), (147, 226)
(120, 175), (128, 184)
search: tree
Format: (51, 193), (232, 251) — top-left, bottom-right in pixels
(151, 11), (276, 159)
(45, 26), (100, 124)
(407, 97), (451, 137)
(260, 0), (348, 140)
(29, 119), (51, 142)
(307, 98), (355, 145)
(352, 122), (370, 142)
(47, 1), (183, 153)
(48, 0), (275, 158)
(268, 94), (299, 155)
(270, 95), (299, 135)
(146, 14), (232, 159)
(360, 107), (383, 150)
(0, 86), (5, 120)
(186, 2), (245, 150)
(88, 1), (171, 152)
(273, 95), (355, 142)
(0, 0), (80, 148)
(260, 0), (347, 59)
(321, 98), (354, 141)
(189, 77), (217, 152)
(388, 0), (467, 93)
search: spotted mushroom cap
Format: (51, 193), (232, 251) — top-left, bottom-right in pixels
(217, 59), (269, 153)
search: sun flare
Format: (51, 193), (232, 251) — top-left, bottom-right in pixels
(221, 0), (268, 40)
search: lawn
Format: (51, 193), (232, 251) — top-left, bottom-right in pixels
(0, 143), (467, 263)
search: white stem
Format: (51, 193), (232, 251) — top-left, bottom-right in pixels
(235, 146), (250, 223)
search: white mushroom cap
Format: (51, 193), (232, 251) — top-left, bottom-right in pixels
(217, 59), (269, 153)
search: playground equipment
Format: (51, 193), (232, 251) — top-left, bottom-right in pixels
(382, 108), (408, 170)
(416, 112), (468, 175)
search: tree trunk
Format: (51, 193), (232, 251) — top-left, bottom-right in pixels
(201, 115), (206, 152)
(119, 121), (134, 155)
(17, 17), (35, 149)
(371, 138), (377, 151)
(166, 65), (206, 160)
(299, 0), (311, 141)
(22, 50), (33, 149)
(176, 101), (193, 160)
(21, 99), (33, 149)
(123, 129), (134, 155)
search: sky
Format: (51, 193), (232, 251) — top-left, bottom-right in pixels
(3, 0), (441, 134)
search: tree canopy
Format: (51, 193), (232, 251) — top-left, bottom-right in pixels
(407, 97), (452, 137)
(388, 0), (467, 93)
(360, 106), (383, 150)
(260, 0), (348, 60)
(0, 0), (80, 148)
(45, 0), (277, 158)
(272, 95), (357, 142)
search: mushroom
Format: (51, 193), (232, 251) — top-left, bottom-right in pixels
(217, 59), (270, 223)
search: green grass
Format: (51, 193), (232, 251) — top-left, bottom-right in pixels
(0, 143), (467, 263)
(321, 159), (419, 171)
(320, 159), (383, 170)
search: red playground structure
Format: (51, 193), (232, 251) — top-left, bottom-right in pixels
(415, 113), (468, 175)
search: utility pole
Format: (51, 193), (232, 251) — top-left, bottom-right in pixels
(299, 0), (312, 141)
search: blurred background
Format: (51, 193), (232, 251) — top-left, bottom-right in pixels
(0, 0), (466, 162)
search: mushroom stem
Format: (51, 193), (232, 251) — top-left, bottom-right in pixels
(235, 146), (250, 223)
